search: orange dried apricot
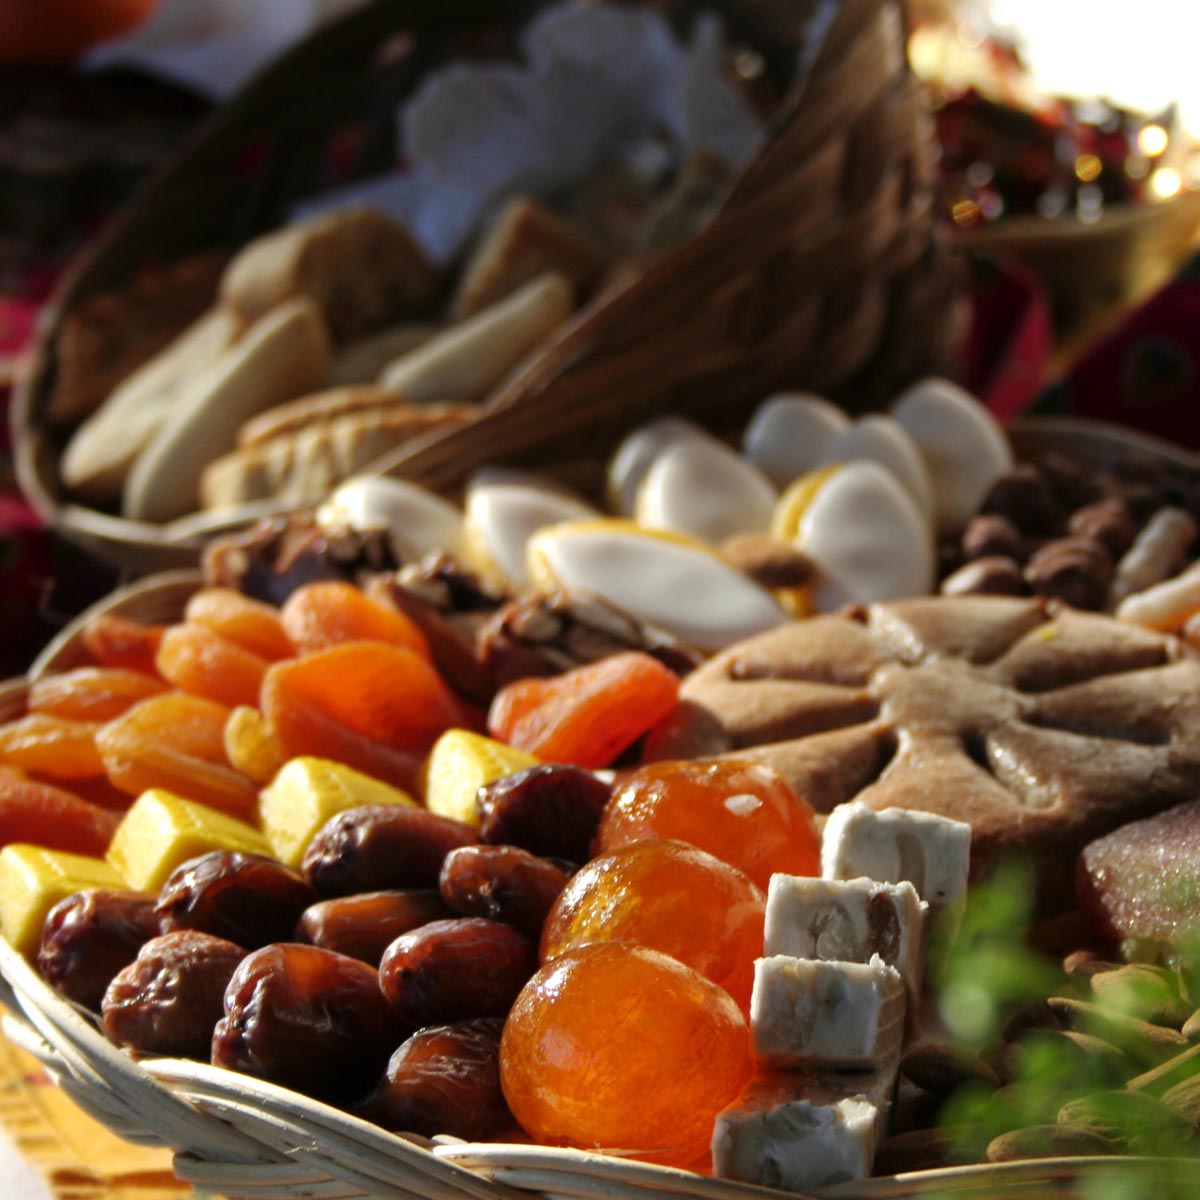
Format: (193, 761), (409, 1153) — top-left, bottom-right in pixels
(541, 839), (764, 1014)
(79, 612), (165, 676)
(29, 667), (168, 723)
(0, 714), (104, 780)
(594, 759), (820, 892)
(223, 706), (287, 786)
(501, 942), (751, 1166)
(96, 693), (258, 815)
(487, 652), (679, 768)
(263, 642), (459, 756)
(156, 624), (270, 709)
(0, 767), (120, 856)
(185, 588), (294, 661)
(280, 581), (429, 659)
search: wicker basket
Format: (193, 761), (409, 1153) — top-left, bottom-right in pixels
(4, 416), (1200, 1197)
(13, 0), (963, 574)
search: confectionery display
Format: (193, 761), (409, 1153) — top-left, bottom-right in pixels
(7, 0), (1200, 1195)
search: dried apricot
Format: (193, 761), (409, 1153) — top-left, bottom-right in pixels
(594, 759), (820, 892)
(500, 942), (751, 1165)
(263, 641), (459, 759)
(185, 588), (294, 660)
(79, 612), (165, 676)
(541, 839), (764, 1013)
(96, 693), (258, 815)
(0, 714), (104, 779)
(487, 652), (679, 768)
(223, 706), (287, 785)
(281, 581), (429, 659)
(156, 624), (270, 709)
(28, 667), (169, 723)
(0, 767), (120, 856)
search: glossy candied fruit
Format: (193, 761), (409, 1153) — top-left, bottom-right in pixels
(156, 623), (270, 709)
(79, 612), (165, 676)
(0, 768), (120, 857)
(423, 730), (541, 827)
(185, 588), (294, 660)
(96, 693), (259, 815)
(500, 942), (751, 1165)
(595, 759), (820, 891)
(0, 844), (124, 958)
(212, 942), (394, 1103)
(487, 651), (679, 768)
(281, 580), (429, 659)
(541, 839), (764, 1013)
(28, 667), (168, 723)
(106, 789), (270, 892)
(0, 714), (104, 780)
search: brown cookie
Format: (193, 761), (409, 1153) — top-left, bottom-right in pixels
(645, 596), (1200, 911)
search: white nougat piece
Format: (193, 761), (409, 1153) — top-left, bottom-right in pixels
(751, 955), (906, 1068)
(764, 875), (926, 1009)
(820, 802), (971, 929)
(712, 1067), (896, 1190)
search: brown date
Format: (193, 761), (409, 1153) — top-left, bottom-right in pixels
(476, 764), (611, 862)
(378, 918), (536, 1028)
(354, 1018), (512, 1139)
(38, 889), (162, 1011)
(439, 845), (568, 938)
(157, 851), (317, 948)
(102, 930), (244, 1058)
(295, 890), (452, 966)
(302, 806), (479, 897)
(212, 942), (397, 1103)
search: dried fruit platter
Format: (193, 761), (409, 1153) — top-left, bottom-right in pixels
(2, 412), (1200, 1200)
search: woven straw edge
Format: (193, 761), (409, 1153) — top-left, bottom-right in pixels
(3, 420), (1199, 1197)
(13, 0), (954, 573)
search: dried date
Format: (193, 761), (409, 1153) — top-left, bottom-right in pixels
(157, 851), (317, 948)
(354, 1018), (512, 1139)
(212, 942), (397, 1103)
(378, 918), (536, 1028)
(439, 845), (569, 938)
(102, 930), (244, 1058)
(302, 806), (479, 897)
(477, 764), (612, 862)
(38, 889), (162, 1011)
(295, 890), (452, 966)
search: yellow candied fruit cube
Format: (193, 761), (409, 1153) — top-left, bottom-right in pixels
(423, 730), (541, 827)
(224, 705), (287, 786)
(0, 844), (123, 958)
(258, 757), (416, 869)
(107, 789), (270, 892)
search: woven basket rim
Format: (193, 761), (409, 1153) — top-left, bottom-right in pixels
(13, 0), (957, 573)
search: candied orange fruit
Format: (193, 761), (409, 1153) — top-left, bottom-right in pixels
(0, 714), (104, 780)
(0, 767), (120, 856)
(156, 624), (270, 709)
(185, 588), (294, 660)
(96, 693), (258, 815)
(594, 760), (820, 891)
(79, 612), (165, 676)
(500, 942), (751, 1165)
(488, 651), (678, 768)
(541, 839), (764, 1014)
(280, 581), (429, 659)
(28, 667), (168, 723)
